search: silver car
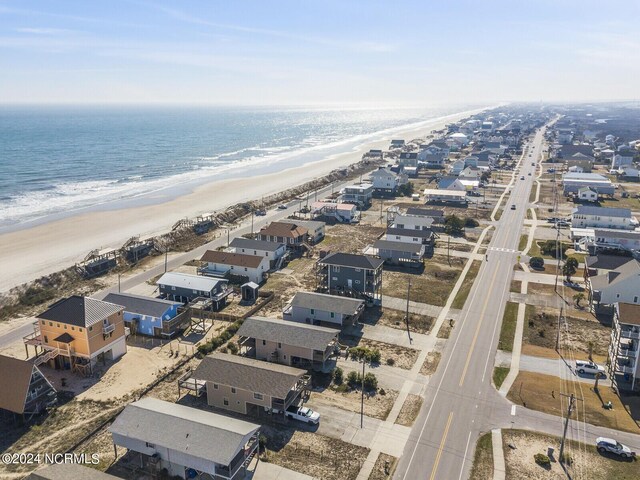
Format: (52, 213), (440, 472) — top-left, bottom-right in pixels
(596, 437), (636, 458)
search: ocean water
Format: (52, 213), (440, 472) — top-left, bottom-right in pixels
(0, 105), (463, 229)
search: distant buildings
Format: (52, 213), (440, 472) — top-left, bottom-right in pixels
(571, 206), (637, 230)
(562, 172), (614, 196)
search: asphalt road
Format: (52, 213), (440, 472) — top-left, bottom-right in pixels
(395, 126), (592, 480)
(0, 178), (352, 351)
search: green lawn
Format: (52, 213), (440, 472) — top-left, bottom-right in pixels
(518, 234), (528, 252)
(498, 302), (519, 352)
(493, 367), (510, 389)
(451, 260), (481, 309)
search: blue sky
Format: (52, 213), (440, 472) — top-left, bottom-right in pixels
(1, 0), (638, 105)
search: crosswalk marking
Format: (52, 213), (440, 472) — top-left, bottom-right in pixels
(488, 247), (518, 253)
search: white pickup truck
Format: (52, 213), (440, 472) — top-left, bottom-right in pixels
(285, 405), (320, 425)
(575, 360), (605, 376)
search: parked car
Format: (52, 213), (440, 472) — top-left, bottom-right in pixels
(511, 205), (516, 210)
(556, 220), (569, 228)
(575, 360), (605, 376)
(278, 204), (288, 210)
(285, 405), (320, 425)
(596, 437), (636, 458)
(520, 176), (525, 180)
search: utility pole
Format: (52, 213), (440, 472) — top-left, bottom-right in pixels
(405, 279), (412, 342)
(360, 359), (365, 428)
(447, 236), (451, 265)
(118, 274), (121, 293)
(559, 393), (582, 463)
(227, 229), (230, 247)
(379, 198), (383, 225)
(251, 211), (254, 236)
(164, 248), (168, 273)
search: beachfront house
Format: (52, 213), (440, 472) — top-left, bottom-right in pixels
(316, 252), (383, 302)
(338, 183), (374, 207)
(310, 201), (359, 223)
(571, 206), (638, 230)
(228, 237), (286, 269)
(199, 250), (269, 285)
(283, 291), (364, 327)
(157, 272), (230, 309)
(419, 153), (446, 169)
(102, 293), (184, 338)
(0, 355), (56, 418)
(373, 239), (425, 266)
(25, 296), (127, 376)
(390, 139), (405, 149)
(109, 397), (260, 480)
(190, 352), (310, 416)
(608, 303), (640, 391)
(258, 221), (308, 248)
(369, 167), (405, 196)
(237, 316), (339, 370)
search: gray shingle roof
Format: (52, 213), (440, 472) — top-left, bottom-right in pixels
(319, 252), (384, 270)
(405, 207), (444, 218)
(374, 239), (424, 254)
(200, 250), (266, 268)
(574, 206), (632, 218)
(109, 397), (259, 467)
(289, 292), (364, 315)
(238, 316), (338, 351)
(586, 254), (635, 272)
(387, 227), (434, 239)
(590, 259), (640, 290)
(103, 293), (180, 319)
(0, 355), (35, 414)
(229, 237), (285, 252)
(38, 296), (123, 328)
(193, 353), (306, 399)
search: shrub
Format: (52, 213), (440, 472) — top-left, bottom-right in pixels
(333, 367), (344, 385)
(464, 217), (479, 228)
(363, 373), (378, 391)
(219, 347), (228, 354)
(227, 342), (238, 354)
(534, 453), (550, 467)
(560, 452), (573, 465)
(386, 358), (396, 366)
(379, 388), (386, 395)
(368, 349), (381, 364)
(444, 215), (465, 236)
(529, 256), (545, 269)
(347, 371), (360, 389)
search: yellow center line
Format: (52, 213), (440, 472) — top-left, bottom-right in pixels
(429, 411), (454, 480)
(459, 264), (500, 387)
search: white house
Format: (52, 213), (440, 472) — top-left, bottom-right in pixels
(577, 187), (598, 202)
(458, 166), (482, 181)
(562, 173), (615, 196)
(200, 250), (270, 284)
(612, 153), (635, 169)
(311, 201), (359, 223)
(369, 167), (404, 195)
(448, 132), (469, 146)
(339, 183), (373, 207)
(449, 159), (465, 175)
(228, 238), (286, 268)
(392, 213), (434, 231)
(283, 291), (365, 327)
(385, 227), (435, 246)
(571, 206), (638, 230)
(423, 188), (467, 204)
(588, 259), (640, 307)
(620, 167), (640, 181)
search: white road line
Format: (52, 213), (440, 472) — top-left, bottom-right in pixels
(511, 405), (517, 416)
(458, 431), (473, 480)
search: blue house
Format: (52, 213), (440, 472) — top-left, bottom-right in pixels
(103, 292), (183, 337)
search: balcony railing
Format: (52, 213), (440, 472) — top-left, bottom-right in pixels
(621, 330), (640, 340)
(619, 348), (637, 358)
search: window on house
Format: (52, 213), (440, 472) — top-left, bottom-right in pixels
(355, 280), (361, 285)
(223, 398), (229, 406)
(355, 268), (361, 272)
(171, 286), (176, 291)
(231, 387), (236, 394)
(89, 326), (93, 331)
(278, 343), (282, 349)
(78, 328), (83, 332)
(330, 312), (335, 318)
(310, 309), (315, 315)
(64, 325), (67, 329)
(49, 322), (52, 326)
(635, 296), (638, 303)
(334, 266), (340, 272)
(44, 336), (48, 343)
(213, 383), (218, 389)
(262, 339), (266, 346)
(146, 442), (155, 448)
(41, 320), (45, 325)
(71, 327), (75, 331)
(254, 392), (263, 400)
(244, 267), (248, 271)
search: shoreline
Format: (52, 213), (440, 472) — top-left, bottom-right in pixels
(0, 107), (486, 292)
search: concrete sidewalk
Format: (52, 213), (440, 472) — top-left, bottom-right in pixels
(246, 456), (313, 480)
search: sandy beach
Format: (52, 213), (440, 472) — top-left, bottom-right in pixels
(0, 108), (483, 292)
